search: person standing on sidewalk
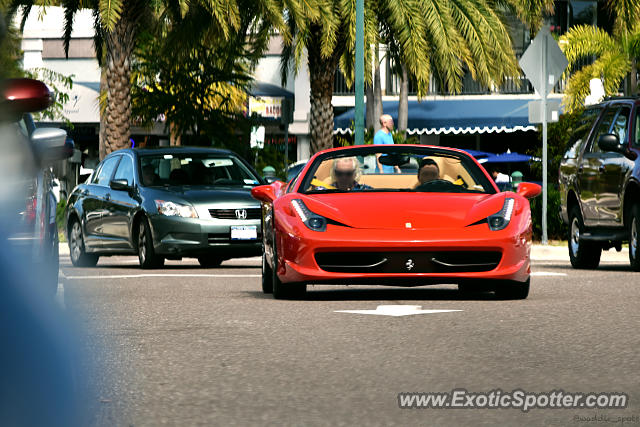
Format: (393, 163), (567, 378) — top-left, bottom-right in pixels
(373, 114), (400, 174)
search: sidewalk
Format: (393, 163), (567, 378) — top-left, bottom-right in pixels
(58, 243), (631, 262)
(531, 243), (628, 262)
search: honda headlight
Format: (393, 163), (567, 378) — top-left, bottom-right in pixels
(155, 200), (198, 218)
(291, 199), (327, 231)
(487, 198), (515, 231)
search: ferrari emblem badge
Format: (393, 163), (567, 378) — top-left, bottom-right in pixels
(405, 222), (412, 228)
(405, 259), (415, 271)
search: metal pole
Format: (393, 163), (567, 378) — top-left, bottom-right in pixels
(542, 32), (548, 245)
(284, 126), (289, 178)
(354, 0), (364, 145)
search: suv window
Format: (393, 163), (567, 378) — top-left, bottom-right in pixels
(113, 155), (134, 185)
(92, 156), (120, 186)
(588, 106), (619, 154)
(634, 108), (640, 147)
(563, 107), (602, 159)
(611, 106), (631, 144)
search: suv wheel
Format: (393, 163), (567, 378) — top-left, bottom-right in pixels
(69, 220), (99, 267)
(568, 206), (601, 269)
(629, 204), (640, 271)
(138, 218), (164, 269)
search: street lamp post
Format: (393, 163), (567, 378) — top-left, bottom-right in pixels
(354, 0), (364, 145)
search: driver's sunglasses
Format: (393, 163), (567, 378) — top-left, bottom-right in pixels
(335, 169), (355, 177)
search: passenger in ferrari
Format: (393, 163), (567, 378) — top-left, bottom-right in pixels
(417, 158), (440, 185)
(330, 157), (372, 191)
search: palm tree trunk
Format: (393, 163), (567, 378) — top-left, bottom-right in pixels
(169, 122), (181, 146)
(398, 64), (408, 136)
(631, 59), (638, 95)
(104, 15), (136, 155)
(99, 66), (108, 161)
(373, 45), (383, 133)
(308, 30), (339, 154)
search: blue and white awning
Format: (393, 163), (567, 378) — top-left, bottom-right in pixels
(334, 98), (541, 135)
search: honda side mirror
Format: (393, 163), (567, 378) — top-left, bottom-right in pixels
(110, 179), (132, 192)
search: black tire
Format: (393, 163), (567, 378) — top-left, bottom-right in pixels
(495, 277), (530, 300)
(458, 281), (493, 293)
(68, 219), (99, 267)
(261, 250), (273, 294)
(271, 238), (306, 299)
(197, 256), (223, 268)
(568, 206), (601, 269)
(138, 218), (164, 269)
(629, 204), (640, 272)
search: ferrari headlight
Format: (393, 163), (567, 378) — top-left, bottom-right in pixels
(487, 198), (515, 231)
(291, 199), (327, 232)
(155, 200), (198, 218)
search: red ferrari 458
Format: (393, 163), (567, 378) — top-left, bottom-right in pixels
(251, 145), (541, 299)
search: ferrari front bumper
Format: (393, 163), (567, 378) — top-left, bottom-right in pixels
(276, 223), (531, 285)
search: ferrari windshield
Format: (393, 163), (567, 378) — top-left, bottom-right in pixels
(139, 153), (261, 187)
(299, 146), (496, 194)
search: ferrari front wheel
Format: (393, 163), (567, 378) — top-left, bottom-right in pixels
(494, 277), (530, 300)
(261, 250), (273, 294)
(271, 239), (306, 299)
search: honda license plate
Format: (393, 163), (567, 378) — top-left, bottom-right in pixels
(230, 226), (257, 240)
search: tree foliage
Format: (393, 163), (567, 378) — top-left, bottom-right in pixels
(560, 1), (640, 112)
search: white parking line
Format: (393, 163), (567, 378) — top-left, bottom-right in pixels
(531, 272), (568, 276)
(63, 273), (261, 280)
(55, 281), (65, 309)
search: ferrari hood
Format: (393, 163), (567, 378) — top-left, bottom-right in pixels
(302, 192), (508, 229)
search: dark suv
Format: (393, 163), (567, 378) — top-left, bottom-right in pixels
(559, 98), (640, 270)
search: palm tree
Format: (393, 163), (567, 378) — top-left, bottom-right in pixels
(560, 1), (640, 112)
(388, 0), (554, 136)
(8, 0), (280, 156)
(282, 0), (542, 154)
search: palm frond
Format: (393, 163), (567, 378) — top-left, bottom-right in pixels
(98, 0), (123, 32)
(560, 25), (617, 65)
(562, 51), (629, 113)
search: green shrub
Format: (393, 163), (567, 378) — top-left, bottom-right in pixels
(524, 110), (585, 241)
(528, 185), (566, 241)
(56, 199), (67, 234)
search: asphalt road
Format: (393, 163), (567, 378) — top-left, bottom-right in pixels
(59, 252), (640, 426)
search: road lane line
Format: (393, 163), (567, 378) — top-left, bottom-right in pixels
(531, 272), (567, 276)
(63, 273), (261, 280)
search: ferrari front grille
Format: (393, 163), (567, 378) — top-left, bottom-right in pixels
(314, 251), (501, 273)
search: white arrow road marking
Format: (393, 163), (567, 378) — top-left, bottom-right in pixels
(531, 272), (567, 276)
(62, 274), (261, 280)
(335, 305), (462, 317)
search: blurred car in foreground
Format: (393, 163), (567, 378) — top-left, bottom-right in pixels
(1, 76), (85, 426)
(252, 144), (541, 299)
(66, 147), (266, 268)
(1, 78), (73, 295)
